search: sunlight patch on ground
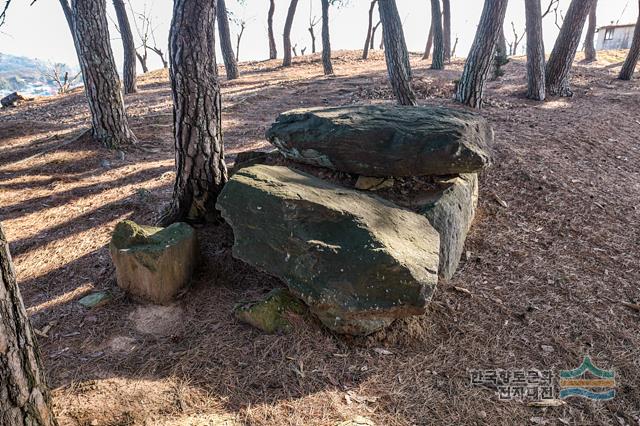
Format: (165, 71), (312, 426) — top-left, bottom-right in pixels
(26, 282), (94, 315)
(7, 170), (169, 246)
(539, 99), (572, 109)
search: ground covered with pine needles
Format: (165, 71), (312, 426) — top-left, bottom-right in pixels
(0, 50), (638, 425)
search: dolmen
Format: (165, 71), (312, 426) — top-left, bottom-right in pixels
(218, 105), (493, 336)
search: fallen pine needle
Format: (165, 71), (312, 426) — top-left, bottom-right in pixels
(621, 301), (640, 312)
(528, 399), (566, 408)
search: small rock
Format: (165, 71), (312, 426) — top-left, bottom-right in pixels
(234, 288), (306, 334)
(1, 92), (32, 108)
(110, 220), (199, 304)
(373, 347), (394, 355)
(231, 149), (280, 175)
(78, 291), (112, 309)
(135, 188), (153, 202)
(100, 159), (111, 169)
(355, 176), (394, 191)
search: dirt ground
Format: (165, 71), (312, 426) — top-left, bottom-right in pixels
(1, 50), (639, 426)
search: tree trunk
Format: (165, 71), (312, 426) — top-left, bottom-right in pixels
(162, 0), (228, 225)
(72, 0), (137, 149)
(59, 0), (83, 70)
(283, 0), (299, 67)
(379, 0), (416, 106)
(59, 0), (76, 44)
(150, 47), (168, 69)
(455, 0), (508, 108)
(268, 0), (277, 59)
(498, 28), (507, 59)
(442, 0), (451, 62)
(371, 21), (381, 49)
(112, 0), (137, 94)
(321, 0), (334, 75)
(308, 26), (317, 54)
(619, 2), (640, 80)
(0, 223), (58, 426)
(363, 0), (377, 59)
(492, 28), (509, 79)
(545, 0), (594, 96)
(216, 0), (239, 80)
(430, 0), (444, 69)
(526, 0), (546, 100)
(236, 23), (245, 61)
(136, 51), (149, 73)
(584, 0), (597, 62)
(422, 23), (433, 60)
(451, 35), (458, 58)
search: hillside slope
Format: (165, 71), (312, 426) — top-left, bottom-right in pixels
(0, 52), (77, 96)
(0, 50), (638, 425)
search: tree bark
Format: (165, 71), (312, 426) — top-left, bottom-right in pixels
(283, 0), (299, 67)
(583, 0), (597, 62)
(379, 0), (416, 105)
(363, 0), (377, 59)
(619, 2), (640, 80)
(545, 0), (594, 96)
(442, 0), (451, 62)
(112, 0), (137, 94)
(422, 23), (433, 60)
(526, 0), (546, 100)
(321, 0), (334, 75)
(0, 223), (58, 426)
(72, 0), (137, 149)
(162, 0), (228, 225)
(455, 0), (509, 108)
(216, 0), (239, 80)
(268, 0), (277, 59)
(430, 0), (444, 69)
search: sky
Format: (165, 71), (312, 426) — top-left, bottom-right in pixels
(0, 0), (637, 71)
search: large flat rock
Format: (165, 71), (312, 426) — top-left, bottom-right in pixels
(266, 105), (493, 177)
(216, 165), (440, 335)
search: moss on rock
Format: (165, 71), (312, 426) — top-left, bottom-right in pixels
(234, 288), (306, 334)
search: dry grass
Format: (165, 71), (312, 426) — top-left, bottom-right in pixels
(1, 49), (639, 425)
